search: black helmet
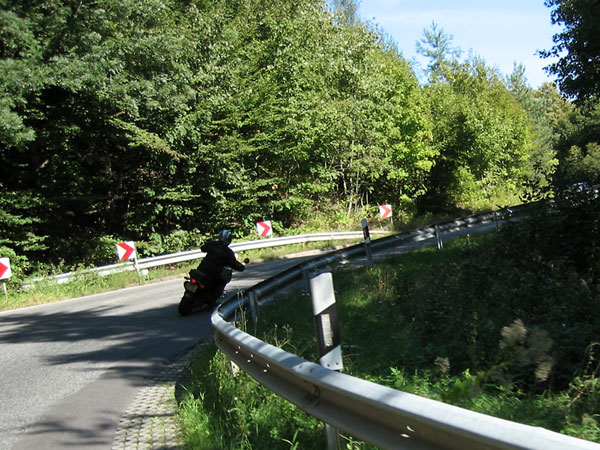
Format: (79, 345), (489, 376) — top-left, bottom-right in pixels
(218, 229), (232, 245)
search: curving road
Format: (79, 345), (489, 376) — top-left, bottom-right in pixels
(0, 257), (308, 449)
(0, 222), (499, 449)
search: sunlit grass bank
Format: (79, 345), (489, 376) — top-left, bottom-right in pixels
(178, 226), (600, 448)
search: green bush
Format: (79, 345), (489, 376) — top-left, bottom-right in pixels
(141, 229), (209, 256)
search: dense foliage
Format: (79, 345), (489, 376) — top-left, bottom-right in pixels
(540, 0), (600, 101)
(0, 0), (598, 283)
(390, 197), (600, 392)
(538, 0), (600, 196)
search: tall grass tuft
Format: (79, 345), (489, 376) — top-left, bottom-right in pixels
(178, 343), (324, 450)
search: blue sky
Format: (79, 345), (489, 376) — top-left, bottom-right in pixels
(357, 1), (562, 88)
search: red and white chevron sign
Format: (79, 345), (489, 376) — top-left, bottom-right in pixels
(116, 241), (136, 260)
(379, 204), (392, 219)
(256, 220), (273, 237)
(0, 258), (11, 280)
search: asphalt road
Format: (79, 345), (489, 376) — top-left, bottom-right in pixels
(0, 257), (308, 450)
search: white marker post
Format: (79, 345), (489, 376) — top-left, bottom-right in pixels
(310, 272), (342, 449)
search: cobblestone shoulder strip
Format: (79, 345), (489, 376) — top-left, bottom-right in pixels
(111, 344), (204, 450)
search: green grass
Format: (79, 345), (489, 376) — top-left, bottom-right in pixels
(178, 343), (325, 450)
(0, 208), (501, 313)
(178, 231), (600, 448)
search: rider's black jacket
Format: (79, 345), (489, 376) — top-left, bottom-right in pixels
(197, 240), (245, 283)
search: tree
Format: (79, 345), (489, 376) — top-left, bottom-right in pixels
(0, 0), (200, 265)
(420, 56), (531, 212)
(540, 0), (600, 101)
(329, 0), (361, 26)
(416, 21), (462, 83)
(0, 0), (533, 271)
(552, 99), (600, 186)
(173, 0), (435, 224)
(506, 67), (560, 200)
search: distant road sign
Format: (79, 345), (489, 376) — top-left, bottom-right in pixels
(256, 221), (273, 237)
(379, 204), (392, 219)
(116, 242), (136, 260)
(0, 258), (11, 280)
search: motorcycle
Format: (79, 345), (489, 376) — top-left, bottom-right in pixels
(178, 258), (249, 316)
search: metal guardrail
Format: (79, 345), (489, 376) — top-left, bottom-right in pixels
(211, 207), (600, 450)
(26, 231), (386, 286)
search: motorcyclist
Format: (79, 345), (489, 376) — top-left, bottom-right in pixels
(196, 229), (245, 297)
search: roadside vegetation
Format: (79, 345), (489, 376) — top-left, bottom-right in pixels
(178, 194), (600, 448)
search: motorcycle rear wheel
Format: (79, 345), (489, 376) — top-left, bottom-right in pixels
(178, 292), (195, 316)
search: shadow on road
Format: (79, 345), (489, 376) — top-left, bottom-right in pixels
(0, 299), (213, 369)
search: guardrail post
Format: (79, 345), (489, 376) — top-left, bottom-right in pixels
(434, 225), (444, 250)
(248, 291), (258, 328)
(493, 211), (499, 231)
(133, 254), (142, 283)
(310, 272), (343, 450)
(302, 265), (310, 294)
(361, 218), (373, 266)
(310, 272), (343, 369)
